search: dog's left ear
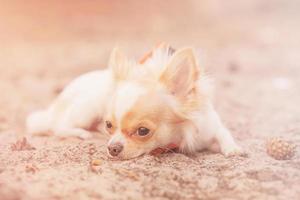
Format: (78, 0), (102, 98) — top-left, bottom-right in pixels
(160, 48), (199, 98)
(109, 47), (129, 81)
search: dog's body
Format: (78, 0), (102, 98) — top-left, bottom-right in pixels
(27, 45), (244, 159)
(27, 69), (114, 139)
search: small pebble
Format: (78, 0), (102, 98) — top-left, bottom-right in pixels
(90, 165), (102, 174)
(91, 159), (101, 166)
(25, 164), (38, 174)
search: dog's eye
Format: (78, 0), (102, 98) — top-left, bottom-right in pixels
(105, 121), (113, 129)
(137, 127), (150, 136)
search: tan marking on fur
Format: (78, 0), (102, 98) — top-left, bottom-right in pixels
(139, 50), (153, 65)
(139, 42), (168, 64)
(120, 91), (184, 142)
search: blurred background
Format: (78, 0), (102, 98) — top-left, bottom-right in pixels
(0, 0), (299, 132)
(1, 0), (300, 133)
(1, 0), (299, 75)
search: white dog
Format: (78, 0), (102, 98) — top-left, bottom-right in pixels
(27, 44), (244, 159)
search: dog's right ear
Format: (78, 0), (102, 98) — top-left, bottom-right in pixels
(160, 48), (199, 99)
(109, 47), (129, 81)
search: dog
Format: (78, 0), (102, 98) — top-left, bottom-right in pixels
(27, 44), (244, 159)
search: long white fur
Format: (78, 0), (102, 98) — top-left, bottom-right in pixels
(27, 46), (243, 157)
(27, 70), (114, 138)
(105, 48), (243, 156)
(149, 47), (242, 156)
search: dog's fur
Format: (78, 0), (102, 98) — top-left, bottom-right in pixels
(27, 45), (244, 159)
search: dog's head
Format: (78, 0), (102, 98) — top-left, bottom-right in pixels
(105, 46), (201, 159)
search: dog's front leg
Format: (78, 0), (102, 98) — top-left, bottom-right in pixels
(214, 121), (245, 157)
(204, 107), (246, 157)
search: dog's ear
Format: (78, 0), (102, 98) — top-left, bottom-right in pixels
(109, 47), (129, 81)
(160, 48), (199, 98)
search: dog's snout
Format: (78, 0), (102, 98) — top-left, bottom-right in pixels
(108, 142), (123, 157)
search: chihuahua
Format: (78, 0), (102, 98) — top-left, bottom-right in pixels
(27, 44), (244, 159)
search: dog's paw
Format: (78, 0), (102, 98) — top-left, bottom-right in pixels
(76, 130), (93, 140)
(55, 128), (92, 140)
(222, 144), (247, 157)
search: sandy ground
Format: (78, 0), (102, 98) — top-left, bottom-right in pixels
(0, 0), (300, 199)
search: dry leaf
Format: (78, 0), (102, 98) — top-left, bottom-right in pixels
(11, 137), (36, 151)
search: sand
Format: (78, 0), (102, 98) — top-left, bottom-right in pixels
(0, 1), (300, 199)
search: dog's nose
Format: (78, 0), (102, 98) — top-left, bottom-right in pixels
(108, 143), (123, 157)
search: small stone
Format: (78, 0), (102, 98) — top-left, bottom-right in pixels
(114, 168), (139, 181)
(90, 165), (102, 174)
(88, 144), (97, 155)
(89, 158), (102, 174)
(91, 159), (101, 166)
(25, 164), (38, 174)
(228, 61), (240, 73)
